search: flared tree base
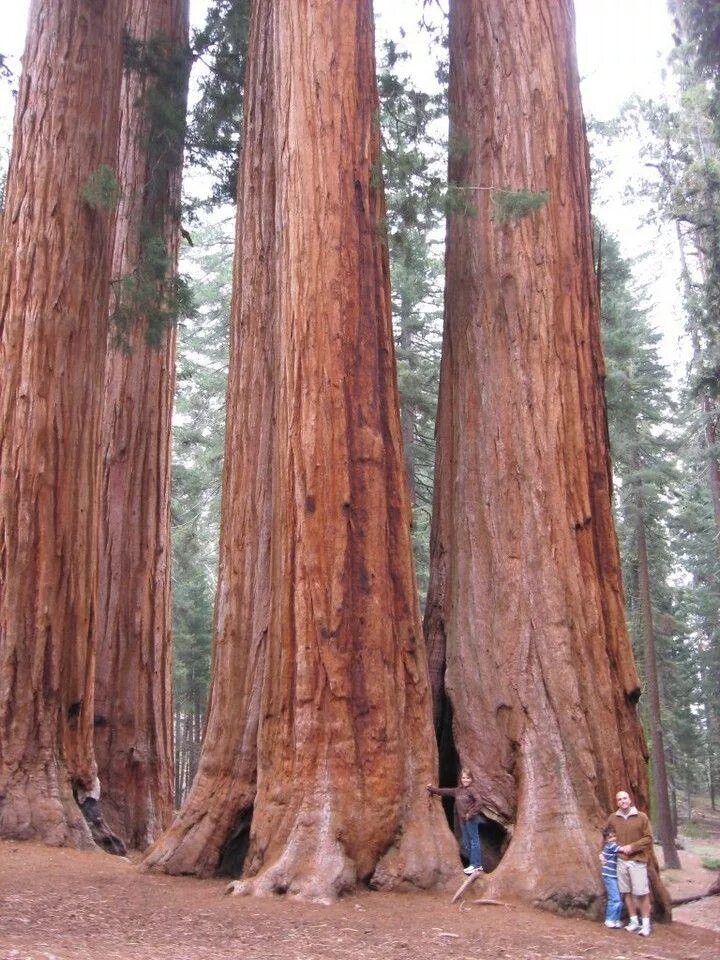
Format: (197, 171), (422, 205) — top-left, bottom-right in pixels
(0, 768), (94, 849)
(226, 806), (458, 903)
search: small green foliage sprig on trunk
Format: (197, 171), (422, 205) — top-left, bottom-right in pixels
(110, 226), (195, 349)
(112, 29), (193, 347)
(81, 165), (122, 211)
(493, 188), (550, 223)
(444, 184), (550, 222)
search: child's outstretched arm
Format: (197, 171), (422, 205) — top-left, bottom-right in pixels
(426, 784), (459, 798)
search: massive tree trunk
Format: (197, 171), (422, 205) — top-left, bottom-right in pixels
(0, 0), (123, 845)
(146, 0), (457, 899)
(233, 0), (455, 902)
(424, 0), (669, 916)
(94, 0), (190, 852)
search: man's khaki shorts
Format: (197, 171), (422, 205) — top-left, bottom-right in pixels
(617, 858), (649, 896)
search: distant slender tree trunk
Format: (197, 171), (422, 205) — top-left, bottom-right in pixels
(398, 293), (418, 505)
(632, 452), (681, 869)
(147, 0), (457, 899)
(679, 229), (720, 816)
(94, 0), (190, 852)
(424, 0), (669, 916)
(0, 0), (123, 845)
(143, 0), (277, 877)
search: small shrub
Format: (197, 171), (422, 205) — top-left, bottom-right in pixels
(682, 821), (711, 839)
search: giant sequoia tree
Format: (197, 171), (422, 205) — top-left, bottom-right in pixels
(423, 0), (668, 914)
(94, 0), (190, 850)
(146, 0), (457, 899)
(0, 0), (123, 845)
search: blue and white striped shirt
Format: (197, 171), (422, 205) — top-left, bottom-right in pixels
(601, 840), (619, 879)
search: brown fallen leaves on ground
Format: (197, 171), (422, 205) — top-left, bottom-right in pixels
(0, 841), (718, 960)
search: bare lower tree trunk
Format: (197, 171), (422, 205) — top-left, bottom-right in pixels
(633, 473), (681, 869)
(677, 218), (720, 818)
(94, 0), (190, 852)
(0, 0), (123, 846)
(146, 0), (457, 899)
(233, 0), (455, 902)
(424, 0), (669, 916)
(398, 294), (418, 505)
(143, 0), (277, 877)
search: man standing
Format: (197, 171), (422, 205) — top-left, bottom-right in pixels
(606, 790), (653, 937)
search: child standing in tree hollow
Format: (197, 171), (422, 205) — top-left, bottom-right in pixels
(599, 825), (623, 928)
(427, 768), (485, 874)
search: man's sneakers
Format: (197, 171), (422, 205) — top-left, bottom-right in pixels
(463, 865), (483, 875)
(624, 917), (651, 936)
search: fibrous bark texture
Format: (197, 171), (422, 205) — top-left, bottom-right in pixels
(94, 0), (190, 852)
(235, 0), (456, 903)
(423, 0), (670, 916)
(143, 0), (277, 878)
(0, 0), (123, 846)
(146, 0), (458, 900)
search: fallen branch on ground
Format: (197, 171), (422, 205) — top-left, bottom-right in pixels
(471, 898), (515, 908)
(671, 877), (720, 907)
(450, 870), (483, 904)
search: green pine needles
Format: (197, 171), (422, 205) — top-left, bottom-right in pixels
(81, 165), (122, 211)
(111, 225), (195, 349)
(444, 184), (550, 223)
(109, 30), (194, 347)
(493, 188), (550, 223)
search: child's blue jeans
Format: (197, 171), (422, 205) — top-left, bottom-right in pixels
(461, 816), (483, 869)
(604, 873), (623, 922)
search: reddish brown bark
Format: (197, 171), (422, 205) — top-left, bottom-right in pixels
(146, 0), (457, 899)
(0, 0), (123, 845)
(230, 0), (456, 902)
(424, 0), (669, 916)
(94, 0), (189, 851)
(143, 0), (277, 877)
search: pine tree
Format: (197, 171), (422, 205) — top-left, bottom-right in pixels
(673, 409), (720, 811)
(186, 0), (250, 206)
(172, 222), (232, 805)
(378, 41), (445, 594)
(600, 231), (682, 868)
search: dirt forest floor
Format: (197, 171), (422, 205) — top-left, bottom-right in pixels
(0, 839), (717, 960)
